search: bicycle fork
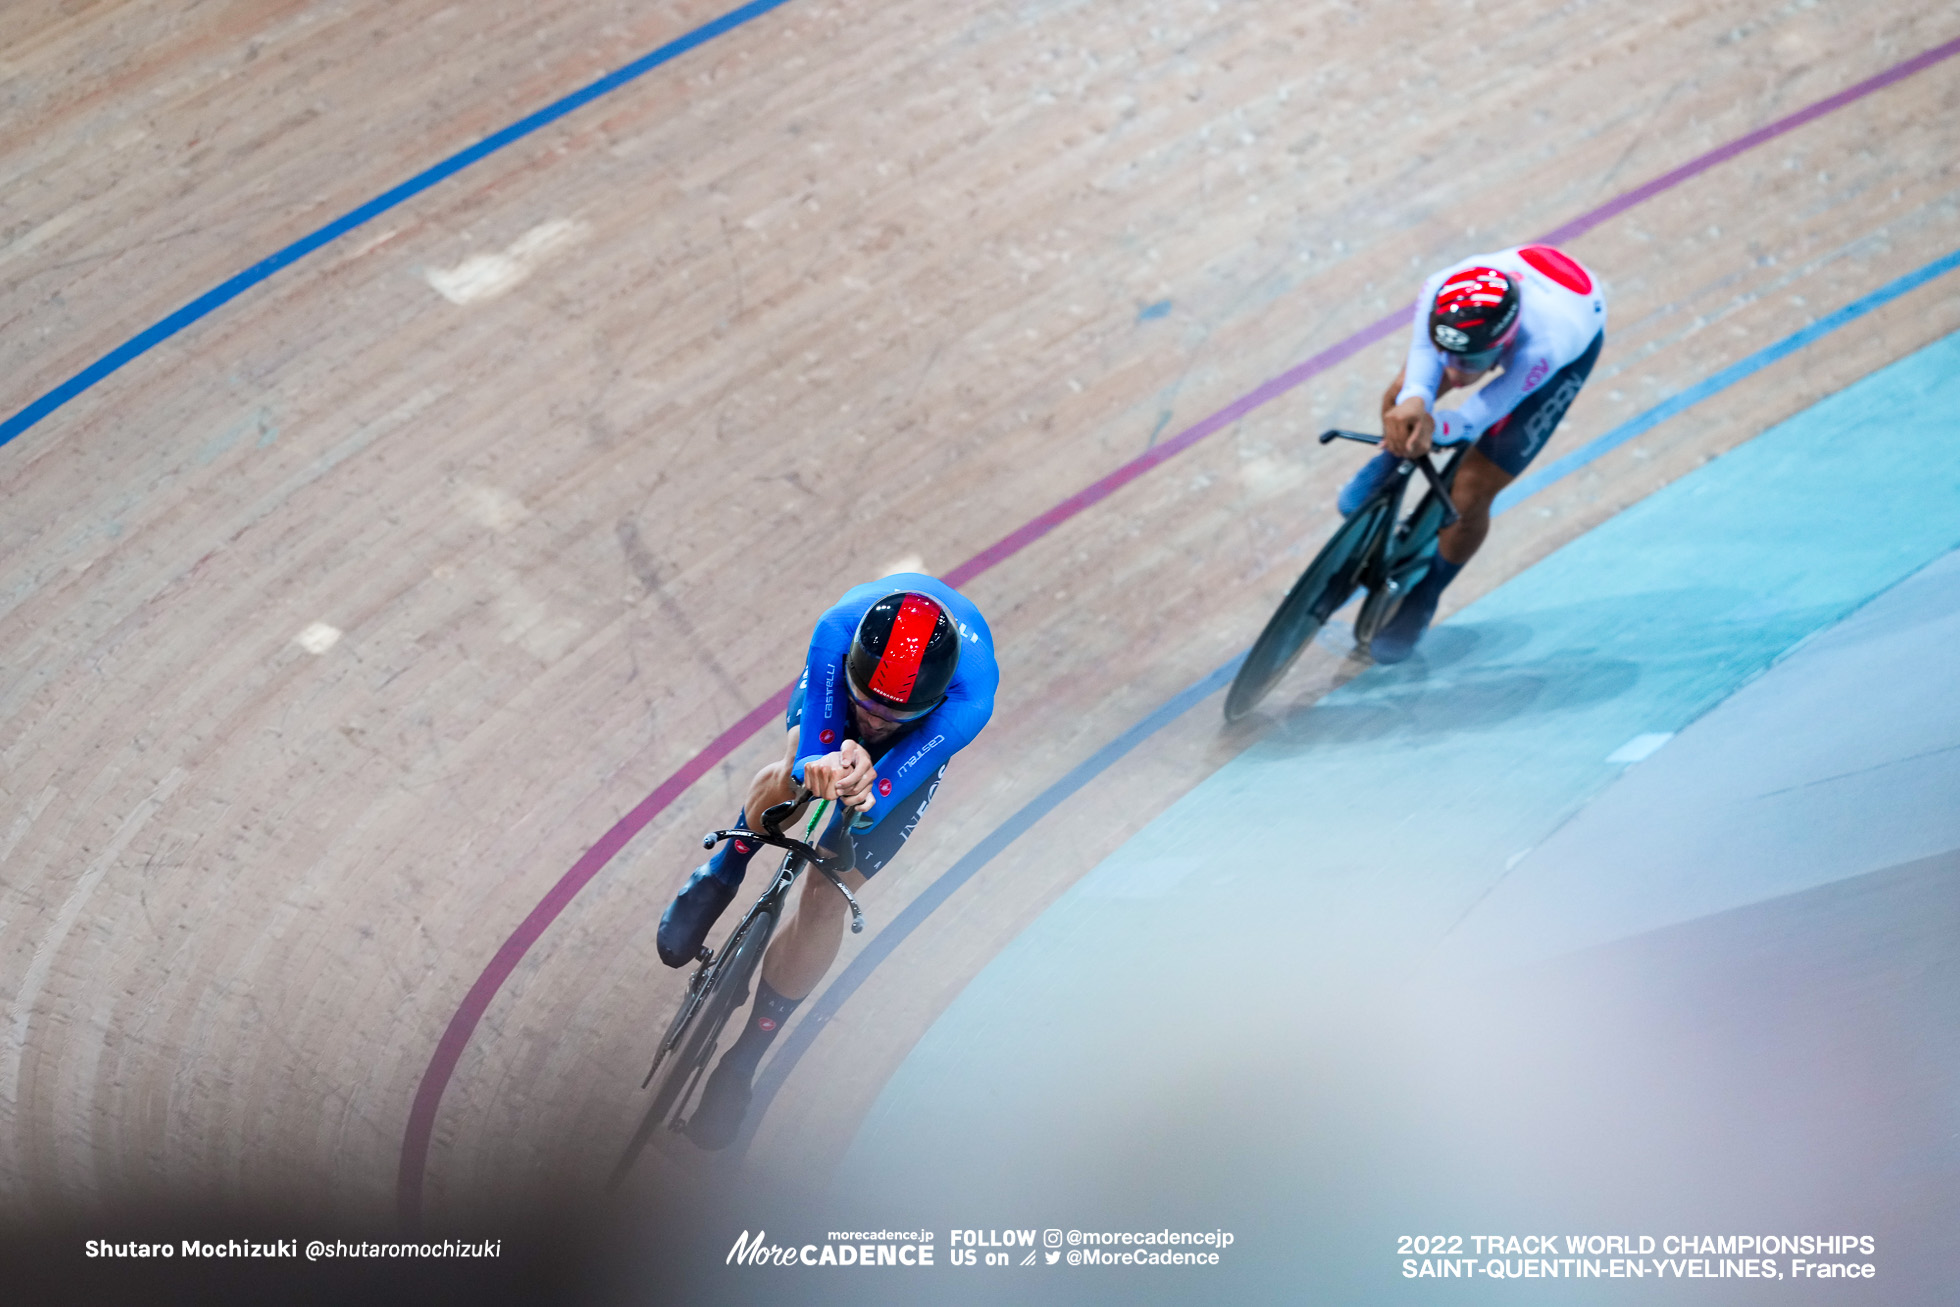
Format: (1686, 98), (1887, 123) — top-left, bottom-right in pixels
(815, 863), (865, 934)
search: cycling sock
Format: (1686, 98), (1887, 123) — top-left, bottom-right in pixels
(706, 810), (759, 889)
(719, 978), (802, 1083)
(1415, 555), (1462, 601)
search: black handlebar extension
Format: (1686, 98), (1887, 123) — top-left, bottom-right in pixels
(1317, 429), (1460, 529)
(700, 789), (853, 874)
(699, 788), (865, 932)
(759, 792), (809, 839)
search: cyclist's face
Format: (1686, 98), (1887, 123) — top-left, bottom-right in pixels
(845, 683), (921, 742)
(1442, 358), (1492, 388)
(848, 700), (903, 743)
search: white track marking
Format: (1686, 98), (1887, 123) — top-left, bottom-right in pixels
(0, 788), (60, 952)
(0, 787), (58, 868)
(489, 569), (585, 662)
(336, 226), (401, 264)
(1606, 732), (1674, 764)
(459, 484), (530, 532)
(423, 218), (588, 305)
(3, 769), (184, 1112)
(880, 555), (927, 577)
(0, 207), (84, 270)
(294, 622), (342, 655)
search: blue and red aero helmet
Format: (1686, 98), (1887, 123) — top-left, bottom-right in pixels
(847, 591), (960, 717)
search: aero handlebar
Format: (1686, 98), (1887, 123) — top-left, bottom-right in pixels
(1318, 429), (1461, 529)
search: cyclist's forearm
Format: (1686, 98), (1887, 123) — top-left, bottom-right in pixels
(1381, 367), (1407, 419)
(1399, 278), (1444, 406)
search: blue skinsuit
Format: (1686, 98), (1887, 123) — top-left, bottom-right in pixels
(786, 574), (998, 870)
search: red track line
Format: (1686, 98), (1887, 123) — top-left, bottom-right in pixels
(393, 683), (794, 1218)
(396, 33), (1960, 1224)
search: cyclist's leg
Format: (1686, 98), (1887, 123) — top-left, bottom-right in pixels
(1441, 332), (1603, 564)
(690, 767), (946, 1146)
(760, 763), (944, 999)
(1371, 445), (1514, 663)
(656, 681), (806, 967)
(755, 861), (869, 1001)
(1435, 445), (1517, 565)
(1374, 332), (1602, 662)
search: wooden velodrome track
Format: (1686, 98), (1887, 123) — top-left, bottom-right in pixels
(4, 0), (1958, 1230)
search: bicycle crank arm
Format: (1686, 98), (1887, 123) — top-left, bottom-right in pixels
(816, 864), (867, 934)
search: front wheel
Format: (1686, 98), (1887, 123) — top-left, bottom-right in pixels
(643, 907), (775, 1130)
(1224, 501), (1388, 721)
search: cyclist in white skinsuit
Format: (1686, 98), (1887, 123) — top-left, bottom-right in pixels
(1338, 244), (1607, 661)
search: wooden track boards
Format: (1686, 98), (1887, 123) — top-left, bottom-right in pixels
(2, 0), (1957, 1220)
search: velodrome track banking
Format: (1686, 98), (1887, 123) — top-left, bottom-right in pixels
(830, 328), (1960, 1304)
(392, 29), (1960, 1217)
(2, 1), (1957, 1240)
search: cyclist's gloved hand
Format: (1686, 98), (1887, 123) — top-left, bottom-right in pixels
(802, 739), (878, 813)
(1382, 395), (1435, 460)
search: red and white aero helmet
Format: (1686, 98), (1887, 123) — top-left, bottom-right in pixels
(1429, 266), (1520, 369)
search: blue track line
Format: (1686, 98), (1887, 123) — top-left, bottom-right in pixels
(739, 659), (1243, 1148)
(0, 0), (795, 450)
(745, 242), (1960, 1138)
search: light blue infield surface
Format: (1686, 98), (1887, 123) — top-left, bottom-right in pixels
(827, 332), (1960, 1303)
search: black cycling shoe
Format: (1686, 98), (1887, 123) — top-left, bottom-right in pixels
(656, 865), (736, 967)
(686, 1057), (754, 1151)
(1367, 585), (1440, 665)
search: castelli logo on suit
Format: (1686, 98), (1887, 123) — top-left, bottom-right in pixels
(893, 735), (946, 778)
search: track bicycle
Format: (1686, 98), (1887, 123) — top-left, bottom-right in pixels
(636, 790), (864, 1137)
(1222, 429), (1469, 721)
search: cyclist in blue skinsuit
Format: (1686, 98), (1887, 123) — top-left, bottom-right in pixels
(656, 573), (999, 1147)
